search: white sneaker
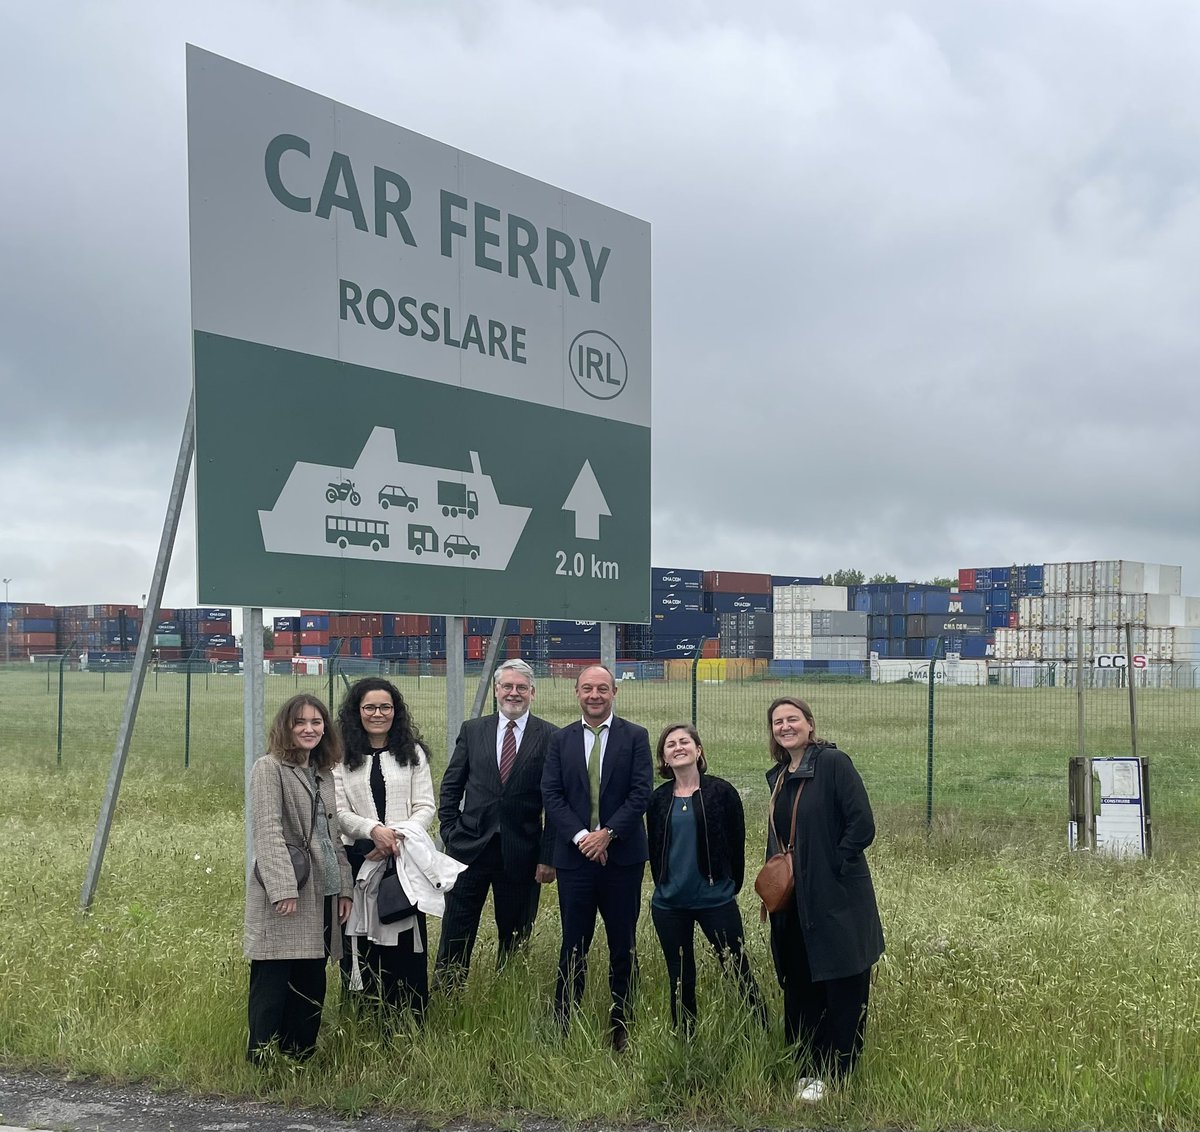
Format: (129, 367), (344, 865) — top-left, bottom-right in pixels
(795, 1076), (827, 1103)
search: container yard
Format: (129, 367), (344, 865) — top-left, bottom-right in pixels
(7, 558), (1197, 681)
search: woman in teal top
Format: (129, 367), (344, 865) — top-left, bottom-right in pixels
(646, 723), (764, 1031)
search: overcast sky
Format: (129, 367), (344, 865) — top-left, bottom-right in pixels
(3, 0), (1199, 616)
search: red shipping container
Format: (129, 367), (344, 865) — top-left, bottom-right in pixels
(206, 647), (241, 660)
(958, 569), (976, 591)
(701, 639), (720, 658)
(300, 630), (330, 646)
(300, 609), (331, 617)
(14, 633), (56, 647)
(360, 637), (373, 657)
(519, 619), (535, 635)
(269, 645), (296, 657)
(1008, 611), (1019, 628)
(198, 620), (227, 634)
(702, 571), (771, 594)
(466, 635), (483, 660)
(505, 635), (520, 656)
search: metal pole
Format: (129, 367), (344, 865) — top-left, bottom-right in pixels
(184, 652), (194, 769)
(469, 619), (508, 719)
(243, 608), (265, 880)
(2, 578), (11, 665)
(690, 638), (705, 727)
(1125, 622), (1139, 762)
(600, 621), (616, 677)
(57, 648), (73, 767)
(926, 637), (941, 832)
(1075, 618), (1085, 763)
(446, 616), (465, 764)
(81, 394), (194, 911)
(1075, 619), (1094, 849)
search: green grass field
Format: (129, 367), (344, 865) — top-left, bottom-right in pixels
(2, 665), (1199, 1128)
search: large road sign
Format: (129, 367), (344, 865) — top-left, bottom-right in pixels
(186, 47), (650, 621)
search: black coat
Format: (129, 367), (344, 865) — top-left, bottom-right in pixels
(765, 742), (884, 982)
(647, 774), (746, 894)
(438, 712), (556, 875)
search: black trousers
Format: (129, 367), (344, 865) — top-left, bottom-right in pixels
(352, 912), (429, 1018)
(434, 835), (540, 983)
(650, 898), (766, 1029)
(770, 903), (871, 1077)
(247, 897), (333, 1061)
(555, 860), (644, 1027)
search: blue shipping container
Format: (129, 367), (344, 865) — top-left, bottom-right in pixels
(650, 567), (704, 590)
(704, 592), (772, 614)
(652, 592), (705, 614)
(771, 576), (824, 588)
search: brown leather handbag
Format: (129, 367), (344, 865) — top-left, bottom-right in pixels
(754, 772), (804, 913)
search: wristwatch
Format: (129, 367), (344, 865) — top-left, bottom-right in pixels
(605, 827), (617, 840)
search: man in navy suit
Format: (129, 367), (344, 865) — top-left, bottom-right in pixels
(541, 664), (652, 1050)
(436, 659), (557, 986)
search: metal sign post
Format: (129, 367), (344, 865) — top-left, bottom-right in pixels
(82, 396), (195, 911)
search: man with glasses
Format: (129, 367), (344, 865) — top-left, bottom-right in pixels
(435, 658), (557, 986)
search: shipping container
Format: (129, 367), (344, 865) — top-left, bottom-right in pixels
(770, 576), (823, 588)
(907, 614), (986, 637)
(810, 610), (869, 637)
(773, 635), (867, 661)
(652, 591), (705, 615)
(651, 567), (704, 590)
(957, 569), (976, 591)
(704, 592), (771, 614)
(905, 590), (986, 615)
(774, 585), (848, 612)
(703, 571), (771, 594)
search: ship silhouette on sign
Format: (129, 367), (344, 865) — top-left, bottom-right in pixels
(258, 427), (531, 570)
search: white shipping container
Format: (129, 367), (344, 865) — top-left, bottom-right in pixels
(1119, 593), (1148, 625)
(811, 610), (869, 636)
(1069, 561), (1096, 593)
(1066, 594), (1097, 625)
(1146, 563), (1183, 596)
(773, 635), (866, 661)
(772, 585), (848, 612)
(1045, 563), (1070, 595)
(1094, 560), (1143, 594)
(994, 628), (1018, 659)
(1017, 596), (1040, 627)
(1172, 627), (1200, 658)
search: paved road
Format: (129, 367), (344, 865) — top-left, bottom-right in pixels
(0, 1072), (530, 1132)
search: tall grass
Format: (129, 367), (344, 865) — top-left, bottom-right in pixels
(1, 666), (1199, 1128)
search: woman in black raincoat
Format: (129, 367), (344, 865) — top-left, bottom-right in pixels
(764, 696), (883, 1103)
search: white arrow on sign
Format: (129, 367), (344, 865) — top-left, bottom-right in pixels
(562, 460), (611, 540)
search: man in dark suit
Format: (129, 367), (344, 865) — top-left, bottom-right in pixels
(541, 664), (652, 1050)
(435, 659), (557, 986)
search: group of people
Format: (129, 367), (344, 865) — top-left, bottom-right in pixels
(244, 661), (884, 1103)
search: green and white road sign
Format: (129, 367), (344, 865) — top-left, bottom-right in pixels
(186, 47), (650, 620)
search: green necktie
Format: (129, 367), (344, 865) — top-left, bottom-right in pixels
(587, 724), (605, 830)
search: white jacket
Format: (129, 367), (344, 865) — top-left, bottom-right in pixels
(347, 822), (468, 946)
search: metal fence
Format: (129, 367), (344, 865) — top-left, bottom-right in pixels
(5, 656), (1198, 855)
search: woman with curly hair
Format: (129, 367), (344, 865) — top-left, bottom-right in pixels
(245, 694), (352, 1063)
(334, 677), (436, 1016)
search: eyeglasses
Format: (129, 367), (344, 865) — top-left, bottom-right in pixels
(497, 682), (532, 694)
(361, 703), (395, 715)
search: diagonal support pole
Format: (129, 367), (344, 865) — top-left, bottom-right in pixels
(81, 394), (195, 911)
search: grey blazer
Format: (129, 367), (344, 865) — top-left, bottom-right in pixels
(243, 754), (351, 961)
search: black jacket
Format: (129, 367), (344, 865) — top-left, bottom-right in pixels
(438, 712), (556, 875)
(647, 773), (746, 895)
(765, 742), (885, 982)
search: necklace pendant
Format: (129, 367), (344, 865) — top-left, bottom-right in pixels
(681, 802), (688, 811)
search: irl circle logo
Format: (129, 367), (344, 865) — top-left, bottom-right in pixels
(569, 331), (628, 400)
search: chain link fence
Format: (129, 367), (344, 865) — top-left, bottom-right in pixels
(5, 655), (1198, 855)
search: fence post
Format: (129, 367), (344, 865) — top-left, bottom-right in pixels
(690, 639), (706, 727)
(56, 644), (76, 768)
(184, 651), (196, 769)
(925, 637), (941, 832)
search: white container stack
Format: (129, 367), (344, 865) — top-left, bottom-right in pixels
(997, 560), (1195, 662)
(772, 586), (868, 661)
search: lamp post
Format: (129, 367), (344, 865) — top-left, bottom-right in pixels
(2, 578), (11, 666)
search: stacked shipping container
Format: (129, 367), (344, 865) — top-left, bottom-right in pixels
(993, 560), (1199, 661)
